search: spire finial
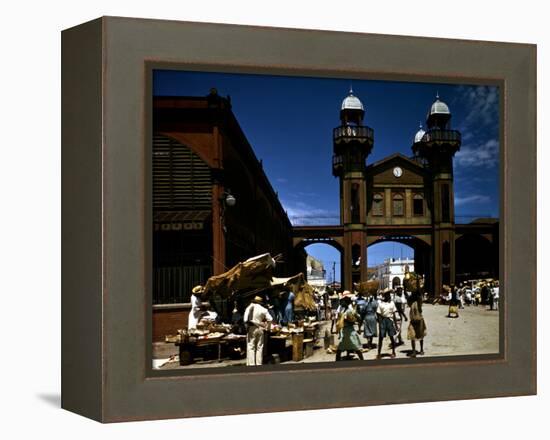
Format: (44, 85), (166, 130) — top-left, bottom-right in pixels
(349, 82), (354, 95)
(419, 121), (423, 129)
(436, 91), (440, 100)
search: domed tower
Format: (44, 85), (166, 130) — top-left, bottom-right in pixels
(412, 123), (427, 165)
(412, 94), (461, 293)
(333, 88), (374, 288)
(426, 93), (451, 129)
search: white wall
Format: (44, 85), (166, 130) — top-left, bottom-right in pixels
(1, 1), (546, 438)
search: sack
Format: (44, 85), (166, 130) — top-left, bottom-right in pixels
(336, 312), (346, 332)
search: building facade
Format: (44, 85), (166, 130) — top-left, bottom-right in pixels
(293, 90), (499, 296)
(306, 255), (327, 293)
(374, 258), (415, 291)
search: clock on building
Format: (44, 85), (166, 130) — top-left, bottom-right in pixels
(393, 166), (403, 178)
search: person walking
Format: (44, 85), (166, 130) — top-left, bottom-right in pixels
(376, 290), (398, 359)
(492, 282), (499, 311)
(244, 296), (273, 366)
(363, 293), (378, 349)
(487, 283), (495, 310)
(355, 292), (367, 332)
(335, 292), (364, 361)
(331, 293), (346, 334)
(407, 291), (427, 357)
(394, 288), (408, 322)
(458, 283), (465, 309)
(394, 288), (408, 346)
(447, 285), (460, 318)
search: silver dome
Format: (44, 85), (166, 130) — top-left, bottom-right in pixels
(341, 89), (364, 111)
(414, 125), (426, 143)
(429, 96), (450, 115)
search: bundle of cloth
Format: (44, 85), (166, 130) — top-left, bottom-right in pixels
(271, 273), (317, 312)
(203, 253), (276, 298)
(354, 280), (379, 296)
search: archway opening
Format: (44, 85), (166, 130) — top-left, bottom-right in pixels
(367, 240), (415, 291)
(456, 234), (495, 283)
(300, 242), (343, 294)
(392, 277), (401, 289)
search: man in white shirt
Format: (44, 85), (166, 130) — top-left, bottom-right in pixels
(376, 290), (398, 359)
(244, 296), (273, 366)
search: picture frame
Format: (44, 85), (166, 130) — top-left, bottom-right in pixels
(61, 16), (536, 422)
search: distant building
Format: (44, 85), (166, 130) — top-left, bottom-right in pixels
(306, 255), (327, 293)
(374, 258), (415, 290)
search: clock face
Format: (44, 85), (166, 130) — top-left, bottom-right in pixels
(393, 166), (403, 178)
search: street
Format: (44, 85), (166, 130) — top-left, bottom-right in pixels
(155, 303), (499, 369)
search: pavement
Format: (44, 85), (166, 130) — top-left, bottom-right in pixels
(155, 303), (499, 369)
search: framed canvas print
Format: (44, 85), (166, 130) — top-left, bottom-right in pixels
(61, 16), (536, 422)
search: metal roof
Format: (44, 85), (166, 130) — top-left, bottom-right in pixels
(429, 97), (450, 115)
(341, 89), (364, 111)
(414, 125), (426, 143)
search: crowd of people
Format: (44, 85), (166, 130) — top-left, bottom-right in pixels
(332, 287), (427, 360)
(439, 280), (500, 318)
(185, 278), (499, 366)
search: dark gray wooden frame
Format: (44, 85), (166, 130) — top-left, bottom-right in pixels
(62, 16), (536, 422)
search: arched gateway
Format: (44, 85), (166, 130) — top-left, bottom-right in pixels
(293, 90), (498, 296)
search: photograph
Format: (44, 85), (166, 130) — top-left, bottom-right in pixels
(150, 70), (501, 370)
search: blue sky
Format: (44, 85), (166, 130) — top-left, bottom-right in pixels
(154, 70), (500, 279)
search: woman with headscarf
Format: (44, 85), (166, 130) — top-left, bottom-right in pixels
(335, 292), (364, 361)
(362, 293), (378, 349)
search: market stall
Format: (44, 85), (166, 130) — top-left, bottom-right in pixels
(164, 253), (322, 366)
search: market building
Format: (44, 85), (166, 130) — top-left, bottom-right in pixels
(152, 87), (499, 342)
(152, 90), (306, 341)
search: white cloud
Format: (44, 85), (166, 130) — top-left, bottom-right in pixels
(455, 138), (499, 168)
(457, 85), (499, 131)
(275, 177), (288, 183)
(455, 194), (491, 206)
(281, 200), (338, 225)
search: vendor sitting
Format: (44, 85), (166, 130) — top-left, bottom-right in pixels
(188, 285), (205, 330)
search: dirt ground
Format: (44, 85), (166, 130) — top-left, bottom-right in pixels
(154, 303), (500, 369)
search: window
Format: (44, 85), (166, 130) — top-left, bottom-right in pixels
(372, 193), (384, 216)
(413, 193), (424, 216)
(392, 193), (404, 216)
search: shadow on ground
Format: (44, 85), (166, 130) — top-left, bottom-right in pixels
(37, 393), (61, 408)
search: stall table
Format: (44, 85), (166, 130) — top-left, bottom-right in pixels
(176, 335), (246, 366)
